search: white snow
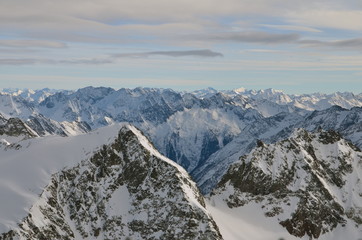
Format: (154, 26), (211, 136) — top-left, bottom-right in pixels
(106, 185), (131, 217)
(0, 138), (10, 146)
(0, 124), (122, 232)
(207, 189), (301, 240)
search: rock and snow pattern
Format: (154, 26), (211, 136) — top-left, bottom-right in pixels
(0, 124), (221, 240)
(210, 129), (362, 239)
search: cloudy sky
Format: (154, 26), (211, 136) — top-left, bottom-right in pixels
(1, 0), (362, 93)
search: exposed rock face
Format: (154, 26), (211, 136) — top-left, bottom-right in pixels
(212, 129), (362, 239)
(0, 125), (222, 240)
(0, 115), (37, 138)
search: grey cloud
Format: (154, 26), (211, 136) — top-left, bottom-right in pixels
(0, 49), (222, 66)
(113, 49), (223, 58)
(59, 58), (114, 64)
(195, 32), (301, 44)
(193, 31), (362, 51)
(299, 38), (362, 50)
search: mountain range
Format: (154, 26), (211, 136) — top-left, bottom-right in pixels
(0, 86), (361, 239)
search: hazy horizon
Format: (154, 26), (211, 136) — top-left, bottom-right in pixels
(1, 85), (361, 96)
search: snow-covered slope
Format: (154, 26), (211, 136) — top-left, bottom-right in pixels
(25, 114), (91, 137)
(0, 124), (222, 239)
(0, 93), (35, 119)
(0, 124), (122, 233)
(210, 129), (362, 239)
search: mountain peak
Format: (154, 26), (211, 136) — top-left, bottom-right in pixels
(232, 87), (247, 93)
(212, 128), (362, 239)
(1, 124), (222, 239)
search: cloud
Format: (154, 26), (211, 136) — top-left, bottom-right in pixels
(193, 31), (301, 44)
(299, 38), (362, 50)
(0, 49), (223, 65)
(241, 49), (285, 53)
(1, 0), (360, 51)
(260, 24), (321, 33)
(0, 39), (66, 48)
(59, 58), (114, 64)
(0, 0), (297, 24)
(287, 10), (362, 31)
(113, 49), (223, 58)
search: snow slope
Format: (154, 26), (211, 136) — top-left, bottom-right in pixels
(0, 124), (122, 233)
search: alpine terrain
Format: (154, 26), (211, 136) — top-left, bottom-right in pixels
(1, 86), (362, 239)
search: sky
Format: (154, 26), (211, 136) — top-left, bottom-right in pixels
(0, 0), (362, 94)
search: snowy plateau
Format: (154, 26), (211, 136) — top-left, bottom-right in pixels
(0, 86), (362, 240)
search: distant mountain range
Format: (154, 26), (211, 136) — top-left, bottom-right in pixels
(1, 86), (361, 239)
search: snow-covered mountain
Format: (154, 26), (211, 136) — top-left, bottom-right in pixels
(0, 88), (72, 103)
(0, 124), (222, 240)
(193, 87), (362, 115)
(1, 86), (362, 194)
(35, 86), (196, 128)
(0, 113), (90, 139)
(0, 93), (35, 119)
(147, 97), (263, 173)
(192, 105), (362, 194)
(25, 113), (91, 137)
(209, 129), (362, 240)
(299, 106), (362, 148)
(2, 85), (362, 239)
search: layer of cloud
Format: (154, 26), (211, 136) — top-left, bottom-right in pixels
(260, 24), (321, 33)
(1, 0), (359, 46)
(241, 49), (286, 53)
(114, 49), (223, 58)
(192, 31), (301, 44)
(299, 38), (362, 50)
(0, 49), (223, 65)
(0, 39), (66, 48)
(288, 10), (362, 31)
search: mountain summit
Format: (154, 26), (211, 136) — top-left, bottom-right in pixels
(0, 124), (222, 240)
